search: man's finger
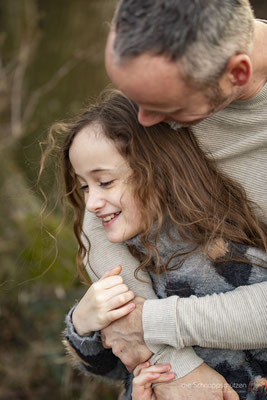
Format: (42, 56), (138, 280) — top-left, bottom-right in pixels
(223, 383), (239, 400)
(100, 331), (108, 347)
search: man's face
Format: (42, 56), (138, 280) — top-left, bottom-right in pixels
(105, 33), (231, 127)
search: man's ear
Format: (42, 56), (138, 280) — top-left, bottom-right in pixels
(225, 54), (252, 86)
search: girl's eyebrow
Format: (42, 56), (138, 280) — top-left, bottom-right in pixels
(75, 168), (112, 178)
(75, 168), (114, 180)
(91, 168), (112, 173)
(91, 164), (128, 174)
(75, 164), (128, 179)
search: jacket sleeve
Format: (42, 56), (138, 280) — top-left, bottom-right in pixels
(63, 306), (129, 382)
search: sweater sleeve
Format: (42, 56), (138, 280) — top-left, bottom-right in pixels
(81, 210), (203, 378)
(143, 282), (267, 351)
(63, 306), (130, 382)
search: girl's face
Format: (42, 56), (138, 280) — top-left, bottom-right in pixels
(69, 123), (144, 243)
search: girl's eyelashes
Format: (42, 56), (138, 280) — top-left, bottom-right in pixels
(99, 180), (114, 187)
(79, 180), (114, 191)
(79, 184), (88, 192)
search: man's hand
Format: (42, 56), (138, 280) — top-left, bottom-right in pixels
(101, 296), (152, 371)
(154, 363), (239, 400)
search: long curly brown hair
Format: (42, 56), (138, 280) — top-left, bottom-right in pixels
(40, 89), (267, 282)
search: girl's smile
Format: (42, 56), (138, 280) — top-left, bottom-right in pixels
(98, 211), (121, 226)
(69, 123), (143, 243)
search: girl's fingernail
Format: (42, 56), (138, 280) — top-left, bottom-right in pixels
(166, 372), (175, 377)
(161, 364), (170, 370)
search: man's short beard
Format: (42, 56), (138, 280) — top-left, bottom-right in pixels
(206, 84), (229, 114)
(167, 84), (230, 131)
(168, 121), (185, 130)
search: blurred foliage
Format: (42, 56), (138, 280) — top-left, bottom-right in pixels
(0, 0), (123, 398)
(0, 0), (265, 399)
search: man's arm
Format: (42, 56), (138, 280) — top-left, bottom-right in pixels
(83, 211), (204, 377)
(143, 282), (267, 352)
(101, 283), (266, 368)
(85, 211), (266, 353)
(84, 211), (240, 399)
(83, 210), (158, 297)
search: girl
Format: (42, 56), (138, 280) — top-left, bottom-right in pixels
(43, 90), (267, 399)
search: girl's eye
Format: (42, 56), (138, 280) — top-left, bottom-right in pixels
(100, 180), (114, 187)
(79, 185), (88, 192)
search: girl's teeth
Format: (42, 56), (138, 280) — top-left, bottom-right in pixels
(103, 214), (114, 222)
(102, 212), (120, 222)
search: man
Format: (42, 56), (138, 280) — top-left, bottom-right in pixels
(80, 1), (267, 398)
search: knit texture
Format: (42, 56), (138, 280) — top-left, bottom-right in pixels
(64, 306), (130, 380)
(128, 219), (267, 400)
(192, 82), (267, 220)
(65, 220), (267, 399)
(82, 210), (204, 378)
(66, 65), (267, 398)
(74, 80), (267, 388)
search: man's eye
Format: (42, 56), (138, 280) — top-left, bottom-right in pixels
(79, 185), (88, 192)
(100, 180), (114, 187)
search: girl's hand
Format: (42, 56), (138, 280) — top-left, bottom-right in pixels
(132, 362), (176, 400)
(72, 265), (135, 336)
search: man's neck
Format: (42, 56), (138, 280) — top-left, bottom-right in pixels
(237, 20), (267, 101)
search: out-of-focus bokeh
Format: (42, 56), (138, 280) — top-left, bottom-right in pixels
(0, 1), (265, 399)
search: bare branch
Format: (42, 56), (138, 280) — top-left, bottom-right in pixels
(9, 0), (41, 139)
(10, 42), (32, 139)
(22, 44), (98, 126)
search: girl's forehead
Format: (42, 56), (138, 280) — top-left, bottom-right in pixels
(69, 123), (131, 177)
(78, 122), (105, 139)
(72, 123), (112, 151)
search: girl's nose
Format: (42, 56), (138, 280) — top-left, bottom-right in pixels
(85, 190), (105, 213)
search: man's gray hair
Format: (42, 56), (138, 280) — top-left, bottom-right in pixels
(112, 0), (255, 86)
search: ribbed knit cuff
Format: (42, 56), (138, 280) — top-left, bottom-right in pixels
(143, 297), (203, 378)
(149, 346), (203, 379)
(143, 296), (183, 351)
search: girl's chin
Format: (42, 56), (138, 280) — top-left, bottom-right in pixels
(106, 236), (124, 243)
(107, 233), (143, 244)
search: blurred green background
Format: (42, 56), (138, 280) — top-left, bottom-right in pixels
(0, 1), (266, 399)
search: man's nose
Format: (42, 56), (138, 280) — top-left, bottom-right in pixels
(138, 108), (165, 127)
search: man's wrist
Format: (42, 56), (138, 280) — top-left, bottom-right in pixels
(150, 346), (204, 379)
(142, 296), (183, 351)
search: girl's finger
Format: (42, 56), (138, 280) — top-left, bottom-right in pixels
(103, 282), (132, 301)
(150, 371), (176, 384)
(96, 274), (124, 289)
(100, 265), (122, 279)
(107, 290), (135, 309)
(133, 361), (150, 377)
(136, 363), (171, 376)
(133, 370), (175, 387)
(107, 302), (136, 322)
